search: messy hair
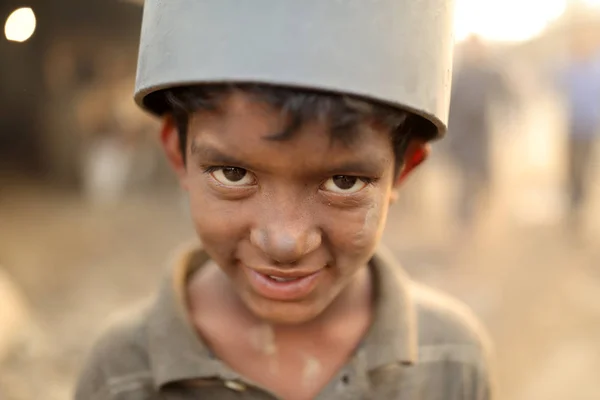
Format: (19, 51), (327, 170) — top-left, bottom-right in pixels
(157, 84), (433, 168)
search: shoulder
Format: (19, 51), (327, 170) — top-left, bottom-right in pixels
(74, 300), (156, 400)
(411, 282), (491, 350)
(408, 282), (495, 398)
(410, 281), (494, 377)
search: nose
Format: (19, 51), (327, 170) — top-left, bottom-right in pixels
(250, 211), (321, 265)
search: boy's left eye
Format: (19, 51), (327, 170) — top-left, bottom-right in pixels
(322, 176), (368, 194)
(210, 167), (256, 186)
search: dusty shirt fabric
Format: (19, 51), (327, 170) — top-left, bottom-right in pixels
(75, 243), (494, 400)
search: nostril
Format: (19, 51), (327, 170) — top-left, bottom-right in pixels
(269, 250), (301, 266)
(271, 258), (297, 267)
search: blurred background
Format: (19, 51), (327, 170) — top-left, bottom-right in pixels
(0, 0), (599, 399)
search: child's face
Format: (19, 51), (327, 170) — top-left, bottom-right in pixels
(163, 92), (423, 324)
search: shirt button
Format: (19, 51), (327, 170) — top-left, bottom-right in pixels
(336, 372), (352, 392)
(224, 380), (247, 392)
(341, 374), (350, 385)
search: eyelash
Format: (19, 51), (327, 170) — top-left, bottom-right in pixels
(353, 177), (376, 185)
(202, 166), (228, 174)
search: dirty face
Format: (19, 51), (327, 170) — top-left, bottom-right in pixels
(179, 92), (399, 324)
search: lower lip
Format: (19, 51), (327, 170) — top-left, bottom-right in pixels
(243, 266), (322, 301)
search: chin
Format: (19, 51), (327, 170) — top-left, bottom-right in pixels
(246, 298), (325, 325)
(258, 311), (317, 325)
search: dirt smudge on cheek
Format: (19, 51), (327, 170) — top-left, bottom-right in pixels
(352, 200), (383, 247)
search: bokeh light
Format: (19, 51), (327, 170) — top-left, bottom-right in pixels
(455, 0), (567, 42)
(4, 7), (37, 43)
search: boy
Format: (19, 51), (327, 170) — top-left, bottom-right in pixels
(76, 1), (494, 399)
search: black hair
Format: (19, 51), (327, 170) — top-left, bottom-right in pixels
(155, 83), (434, 169)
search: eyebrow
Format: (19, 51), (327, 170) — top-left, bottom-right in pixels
(190, 141), (386, 176)
(321, 159), (386, 177)
(190, 142), (249, 168)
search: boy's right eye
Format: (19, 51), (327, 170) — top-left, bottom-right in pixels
(322, 175), (370, 194)
(209, 167), (256, 186)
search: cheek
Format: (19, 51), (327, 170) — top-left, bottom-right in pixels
(187, 185), (249, 259)
(323, 193), (388, 258)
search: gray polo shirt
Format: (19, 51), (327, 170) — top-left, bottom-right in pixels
(75, 244), (494, 399)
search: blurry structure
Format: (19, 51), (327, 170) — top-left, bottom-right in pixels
(0, 268), (30, 362)
(0, 0), (148, 189)
(446, 35), (513, 237)
(82, 120), (132, 207)
(558, 17), (600, 234)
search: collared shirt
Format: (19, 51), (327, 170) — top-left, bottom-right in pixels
(75, 243), (494, 400)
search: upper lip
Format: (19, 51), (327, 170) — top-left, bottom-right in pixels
(246, 266), (323, 279)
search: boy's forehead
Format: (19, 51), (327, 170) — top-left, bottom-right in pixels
(188, 92), (393, 153)
(188, 105), (394, 175)
(189, 91), (298, 139)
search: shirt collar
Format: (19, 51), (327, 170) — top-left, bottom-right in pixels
(146, 242), (236, 389)
(362, 245), (418, 369)
(146, 242), (418, 389)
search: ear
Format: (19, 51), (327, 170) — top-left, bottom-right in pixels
(160, 115), (189, 190)
(389, 139), (430, 203)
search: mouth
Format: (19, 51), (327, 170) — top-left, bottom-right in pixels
(242, 265), (324, 301)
